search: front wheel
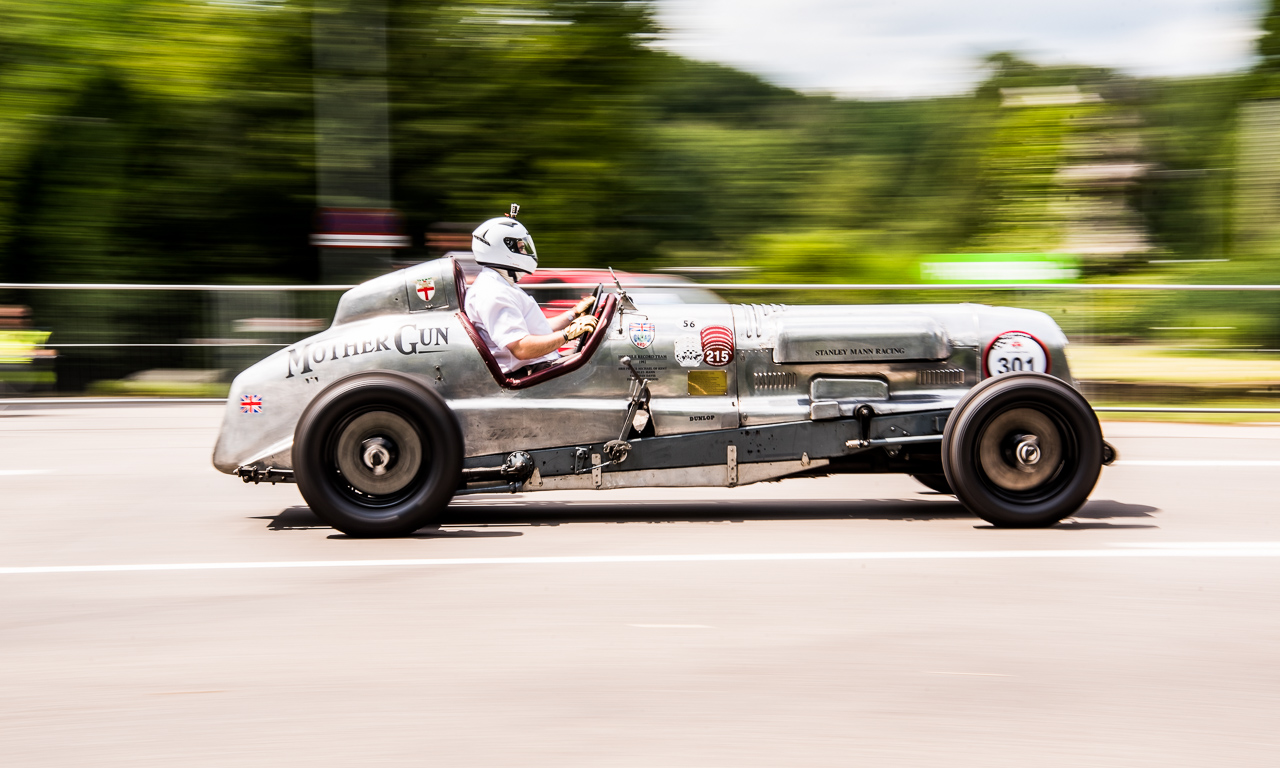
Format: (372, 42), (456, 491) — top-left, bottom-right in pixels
(942, 372), (1103, 528)
(293, 372), (463, 537)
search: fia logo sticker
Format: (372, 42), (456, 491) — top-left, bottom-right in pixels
(674, 335), (703, 367)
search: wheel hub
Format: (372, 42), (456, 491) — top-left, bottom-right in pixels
(334, 410), (423, 497)
(978, 408), (1062, 492)
(1014, 436), (1041, 469)
(360, 437), (396, 476)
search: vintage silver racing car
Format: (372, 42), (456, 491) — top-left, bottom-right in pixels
(213, 257), (1115, 536)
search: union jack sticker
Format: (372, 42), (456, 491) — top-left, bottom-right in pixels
(240, 395), (264, 414)
(628, 321), (656, 349)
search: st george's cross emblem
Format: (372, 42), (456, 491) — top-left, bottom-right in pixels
(240, 395), (264, 414)
(415, 278), (436, 302)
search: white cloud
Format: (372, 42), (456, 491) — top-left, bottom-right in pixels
(652, 0), (1264, 98)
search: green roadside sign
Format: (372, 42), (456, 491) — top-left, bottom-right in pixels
(919, 253), (1080, 284)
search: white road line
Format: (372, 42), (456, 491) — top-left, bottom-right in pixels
(0, 470), (51, 476)
(1112, 542), (1279, 549)
(1115, 460), (1280, 467)
(924, 671), (1012, 677)
(628, 624), (713, 629)
(4, 546), (1280, 575)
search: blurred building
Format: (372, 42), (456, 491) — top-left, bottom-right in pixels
(994, 85), (1152, 266)
(1056, 108), (1151, 261)
(312, 0), (399, 283)
(1235, 100), (1280, 253)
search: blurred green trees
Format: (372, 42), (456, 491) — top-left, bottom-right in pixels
(0, 0), (1266, 288)
(0, 0), (317, 285)
(1257, 0), (1280, 81)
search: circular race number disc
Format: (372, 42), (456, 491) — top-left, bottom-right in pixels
(984, 331), (1050, 378)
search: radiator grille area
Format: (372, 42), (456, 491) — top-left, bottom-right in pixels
(753, 370), (797, 392)
(917, 368), (966, 386)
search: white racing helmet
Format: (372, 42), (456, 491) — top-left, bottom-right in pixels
(472, 204), (537, 278)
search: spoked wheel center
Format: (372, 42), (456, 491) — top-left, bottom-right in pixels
(977, 407), (1063, 492)
(333, 409), (424, 498)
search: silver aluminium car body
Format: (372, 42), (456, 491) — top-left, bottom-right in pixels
(214, 257), (1082, 498)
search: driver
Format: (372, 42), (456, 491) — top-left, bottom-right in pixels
(464, 205), (597, 377)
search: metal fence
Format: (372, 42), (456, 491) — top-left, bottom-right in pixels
(1, 281), (1279, 411)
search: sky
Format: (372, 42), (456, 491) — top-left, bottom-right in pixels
(652, 0), (1266, 98)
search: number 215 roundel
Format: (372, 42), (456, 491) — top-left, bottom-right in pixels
(984, 331), (1050, 377)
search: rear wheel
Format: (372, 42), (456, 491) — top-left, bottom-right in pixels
(293, 372), (462, 537)
(942, 372), (1102, 527)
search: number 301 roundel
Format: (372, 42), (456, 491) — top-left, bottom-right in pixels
(984, 331), (1050, 377)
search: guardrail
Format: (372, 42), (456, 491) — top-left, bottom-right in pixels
(1093, 407), (1280, 413)
(6, 282), (1280, 290)
(3, 281), (1280, 403)
(0, 283), (354, 291)
(528, 283), (1280, 291)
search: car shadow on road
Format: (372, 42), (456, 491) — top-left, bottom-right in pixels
(252, 508), (525, 538)
(257, 497), (1160, 533)
(1015, 499), (1162, 531)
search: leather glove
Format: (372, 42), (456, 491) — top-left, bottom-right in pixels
(572, 294), (596, 317)
(563, 315), (598, 341)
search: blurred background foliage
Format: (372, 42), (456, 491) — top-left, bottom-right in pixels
(3, 0), (1280, 372)
(0, 0), (1270, 281)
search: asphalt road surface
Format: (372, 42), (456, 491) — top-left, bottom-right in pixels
(1, 403), (1279, 767)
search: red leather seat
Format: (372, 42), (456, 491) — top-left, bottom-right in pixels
(452, 257), (617, 390)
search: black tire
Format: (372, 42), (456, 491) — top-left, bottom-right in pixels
(911, 474), (954, 495)
(293, 372), (463, 537)
(942, 372), (1102, 528)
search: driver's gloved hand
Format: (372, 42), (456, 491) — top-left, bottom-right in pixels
(572, 295), (596, 317)
(564, 315), (599, 340)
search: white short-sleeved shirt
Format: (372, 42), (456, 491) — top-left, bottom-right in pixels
(464, 267), (560, 374)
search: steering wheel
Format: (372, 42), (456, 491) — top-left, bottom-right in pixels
(574, 283), (606, 354)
